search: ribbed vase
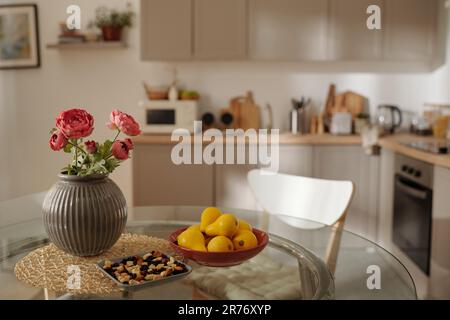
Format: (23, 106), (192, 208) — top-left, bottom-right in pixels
(43, 174), (127, 257)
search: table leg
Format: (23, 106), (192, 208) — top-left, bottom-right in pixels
(297, 260), (315, 300)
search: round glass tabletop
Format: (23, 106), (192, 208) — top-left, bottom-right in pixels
(0, 195), (416, 300)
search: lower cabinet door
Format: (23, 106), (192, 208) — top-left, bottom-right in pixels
(215, 164), (260, 211)
(133, 145), (213, 206)
(278, 145), (313, 176)
(313, 146), (379, 241)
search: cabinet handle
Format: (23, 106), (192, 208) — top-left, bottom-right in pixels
(395, 179), (428, 200)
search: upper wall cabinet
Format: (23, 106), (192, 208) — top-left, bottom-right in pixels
(384, 0), (437, 61)
(248, 0), (328, 60)
(141, 0), (192, 60)
(328, 0), (384, 60)
(194, 0), (247, 59)
(141, 0), (247, 60)
(141, 0), (443, 68)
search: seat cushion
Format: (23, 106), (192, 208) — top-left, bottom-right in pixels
(186, 254), (303, 300)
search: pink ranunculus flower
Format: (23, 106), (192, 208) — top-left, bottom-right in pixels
(84, 140), (97, 154)
(49, 131), (68, 151)
(124, 138), (134, 150)
(107, 109), (141, 136)
(56, 108), (94, 139)
(106, 110), (121, 130)
(111, 140), (133, 160)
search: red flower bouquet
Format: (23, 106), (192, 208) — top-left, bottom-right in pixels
(49, 108), (141, 176)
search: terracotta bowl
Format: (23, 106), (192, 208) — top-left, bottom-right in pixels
(169, 227), (269, 267)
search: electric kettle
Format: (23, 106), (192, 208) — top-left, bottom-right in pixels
(377, 105), (403, 134)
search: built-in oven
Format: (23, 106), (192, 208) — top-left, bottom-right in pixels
(393, 153), (433, 275)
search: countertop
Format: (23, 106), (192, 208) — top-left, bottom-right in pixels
(133, 132), (450, 169)
(378, 134), (450, 169)
(133, 133), (362, 145)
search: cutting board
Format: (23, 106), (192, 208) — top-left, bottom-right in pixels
(325, 84), (336, 117)
(229, 96), (244, 129)
(239, 91), (261, 130)
(343, 91), (365, 117)
(334, 91), (365, 117)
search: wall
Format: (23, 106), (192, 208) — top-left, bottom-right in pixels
(0, 0), (448, 203)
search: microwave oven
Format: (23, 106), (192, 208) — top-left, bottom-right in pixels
(138, 100), (199, 133)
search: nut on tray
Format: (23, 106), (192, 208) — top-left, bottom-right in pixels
(101, 250), (189, 286)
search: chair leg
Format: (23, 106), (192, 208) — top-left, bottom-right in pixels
(324, 217), (346, 275)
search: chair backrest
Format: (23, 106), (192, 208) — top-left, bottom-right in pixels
(247, 170), (354, 227)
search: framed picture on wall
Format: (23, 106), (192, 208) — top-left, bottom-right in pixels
(0, 4), (40, 69)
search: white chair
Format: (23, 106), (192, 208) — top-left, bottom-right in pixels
(247, 169), (355, 274)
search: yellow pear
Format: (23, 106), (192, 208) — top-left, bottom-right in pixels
(232, 230), (258, 251)
(200, 207), (222, 232)
(205, 213), (239, 238)
(237, 219), (252, 232)
(205, 236), (213, 246)
(177, 229), (207, 252)
(187, 224), (201, 232)
(207, 236), (234, 252)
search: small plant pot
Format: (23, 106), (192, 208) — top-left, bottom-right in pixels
(101, 26), (123, 41)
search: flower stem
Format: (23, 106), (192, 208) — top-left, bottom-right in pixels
(75, 139), (78, 174)
(112, 130), (121, 143)
(104, 130), (122, 160)
(67, 141), (88, 155)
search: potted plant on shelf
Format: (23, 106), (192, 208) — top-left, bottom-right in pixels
(44, 108), (141, 257)
(92, 4), (134, 42)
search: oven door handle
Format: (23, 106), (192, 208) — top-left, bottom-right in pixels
(395, 179), (428, 200)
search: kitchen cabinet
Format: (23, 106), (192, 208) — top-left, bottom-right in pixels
(141, 0), (192, 60)
(215, 164), (259, 211)
(133, 145), (213, 206)
(140, 0), (442, 68)
(377, 148), (395, 249)
(384, 0), (437, 61)
(133, 143), (378, 240)
(328, 0), (384, 60)
(430, 166), (450, 299)
(278, 145), (313, 176)
(214, 144), (260, 210)
(313, 146), (379, 241)
(194, 0), (247, 59)
(215, 145), (314, 210)
(248, 0), (328, 60)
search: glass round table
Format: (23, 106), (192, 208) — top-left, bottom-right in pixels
(0, 194), (416, 300)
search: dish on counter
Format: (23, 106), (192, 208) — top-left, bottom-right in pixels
(96, 251), (192, 290)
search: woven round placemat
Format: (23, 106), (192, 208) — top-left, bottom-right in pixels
(14, 233), (179, 296)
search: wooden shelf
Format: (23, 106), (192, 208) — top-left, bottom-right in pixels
(46, 42), (127, 50)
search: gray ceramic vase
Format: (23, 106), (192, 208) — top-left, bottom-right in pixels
(43, 174), (127, 257)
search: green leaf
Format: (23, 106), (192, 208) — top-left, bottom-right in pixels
(102, 140), (113, 157)
(93, 151), (103, 162)
(63, 143), (73, 153)
(105, 158), (121, 173)
(84, 160), (108, 175)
